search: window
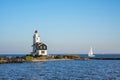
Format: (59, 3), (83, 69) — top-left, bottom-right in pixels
(44, 46), (46, 49)
(40, 46), (42, 49)
(41, 51), (45, 53)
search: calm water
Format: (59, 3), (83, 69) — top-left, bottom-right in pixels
(0, 60), (120, 80)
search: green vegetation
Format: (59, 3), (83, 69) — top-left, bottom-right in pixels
(25, 56), (34, 61)
(63, 54), (80, 59)
(0, 60), (7, 64)
(52, 54), (80, 60)
(35, 56), (47, 60)
(54, 55), (63, 59)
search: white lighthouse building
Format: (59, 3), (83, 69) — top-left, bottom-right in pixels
(31, 30), (47, 56)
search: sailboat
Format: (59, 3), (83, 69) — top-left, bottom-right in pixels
(88, 47), (95, 57)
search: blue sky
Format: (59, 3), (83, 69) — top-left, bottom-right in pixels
(0, 0), (120, 54)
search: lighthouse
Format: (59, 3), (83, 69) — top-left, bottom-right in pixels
(31, 30), (47, 56)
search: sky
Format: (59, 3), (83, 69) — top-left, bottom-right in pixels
(0, 0), (120, 54)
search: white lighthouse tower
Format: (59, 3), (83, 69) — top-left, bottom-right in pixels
(33, 30), (40, 44)
(32, 30), (47, 56)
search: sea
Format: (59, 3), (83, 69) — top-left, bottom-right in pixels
(0, 54), (120, 80)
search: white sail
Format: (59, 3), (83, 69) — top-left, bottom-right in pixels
(88, 47), (95, 57)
